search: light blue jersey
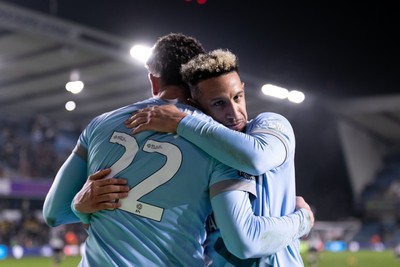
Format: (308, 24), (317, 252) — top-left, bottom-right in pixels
(43, 99), (310, 266)
(73, 98), (255, 267)
(177, 112), (306, 267)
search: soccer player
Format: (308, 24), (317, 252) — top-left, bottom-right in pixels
(126, 49), (306, 266)
(43, 33), (313, 266)
(49, 225), (66, 267)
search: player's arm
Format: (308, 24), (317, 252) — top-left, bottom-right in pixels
(43, 145), (88, 227)
(125, 105), (288, 175)
(177, 113), (289, 175)
(210, 184), (313, 258)
(43, 142), (130, 227)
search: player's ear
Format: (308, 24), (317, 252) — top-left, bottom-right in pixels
(149, 73), (160, 96)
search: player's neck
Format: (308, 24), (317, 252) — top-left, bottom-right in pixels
(158, 86), (190, 104)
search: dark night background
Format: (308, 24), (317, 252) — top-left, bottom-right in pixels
(2, 0), (399, 220)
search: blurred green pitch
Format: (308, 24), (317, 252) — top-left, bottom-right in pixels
(0, 251), (399, 266)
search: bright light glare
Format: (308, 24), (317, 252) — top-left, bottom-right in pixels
(70, 70), (80, 81)
(288, 90), (305, 103)
(130, 45), (152, 63)
(261, 84), (289, 99)
(65, 101), (76, 111)
(65, 81), (84, 94)
(261, 84), (305, 104)
(12, 245), (23, 259)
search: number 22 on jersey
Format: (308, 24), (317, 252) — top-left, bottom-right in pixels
(106, 131), (182, 221)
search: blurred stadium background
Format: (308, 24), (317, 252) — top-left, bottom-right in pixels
(0, 1), (400, 265)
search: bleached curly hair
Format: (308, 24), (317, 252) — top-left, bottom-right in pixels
(181, 49), (239, 89)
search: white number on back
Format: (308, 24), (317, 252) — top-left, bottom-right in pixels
(106, 131), (181, 221)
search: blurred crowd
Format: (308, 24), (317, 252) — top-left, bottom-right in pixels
(0, 204), (86, 249)
(0, 212), (48, 248)
(0, 115), (84, 250)
(0, 115), (80, 179)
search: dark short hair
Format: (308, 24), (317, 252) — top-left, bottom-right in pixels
(145, 33), (205, 89)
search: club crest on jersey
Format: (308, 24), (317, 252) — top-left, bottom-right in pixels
(238, 171), (256, 181)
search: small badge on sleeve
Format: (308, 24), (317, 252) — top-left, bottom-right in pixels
(238, 171), (256, 181)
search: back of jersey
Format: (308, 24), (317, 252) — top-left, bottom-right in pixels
(78, 99), (236, 267)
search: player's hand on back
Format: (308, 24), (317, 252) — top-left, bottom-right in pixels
(295, 196), (315, 229)
(73, 169), (129, 213)
(125, 105), (187, 134)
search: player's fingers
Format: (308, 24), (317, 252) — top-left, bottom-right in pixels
(296, 196), (309, 209)
(100, 177), (128, 186)
(296, 196), (305, 203)
(97, 184), (130, 196)
(96, 192), (129, 203)
(89, 169), (112, 181)
(309, 210), (315, 226)
(90, 193), (128, 211)
(125, 111), (147, 124)
(92, 179), (128, 192)
(296, 196), (314, 227)
(125, 115), (134, 125)
(95, 201), (122, 211)
(125, 109), (148, 126)
(132, 116), (150, 128)
(126, 114), (150, 130)
(140, 106), (156, 112)
(128, 115), (154, 134)
(131, 124), (149, 134)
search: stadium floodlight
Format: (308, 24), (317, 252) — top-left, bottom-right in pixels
(65, 101), (76, 111)
(130, 44), (152, 63)
(261, 84), (289, 99)
(65, 81), (84, 94)
(288, 90), (305, 103)
(66, 69), (84, 94)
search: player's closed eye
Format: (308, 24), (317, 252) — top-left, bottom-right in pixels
(212, 100), (225, 107)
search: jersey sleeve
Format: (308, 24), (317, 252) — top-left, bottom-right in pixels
(177, 112), (294, 175)
(43, 116), (98, 227)
(208, 159), (257, 199)
(211, 190), (311, 258)
(42, 145), (88, 227)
